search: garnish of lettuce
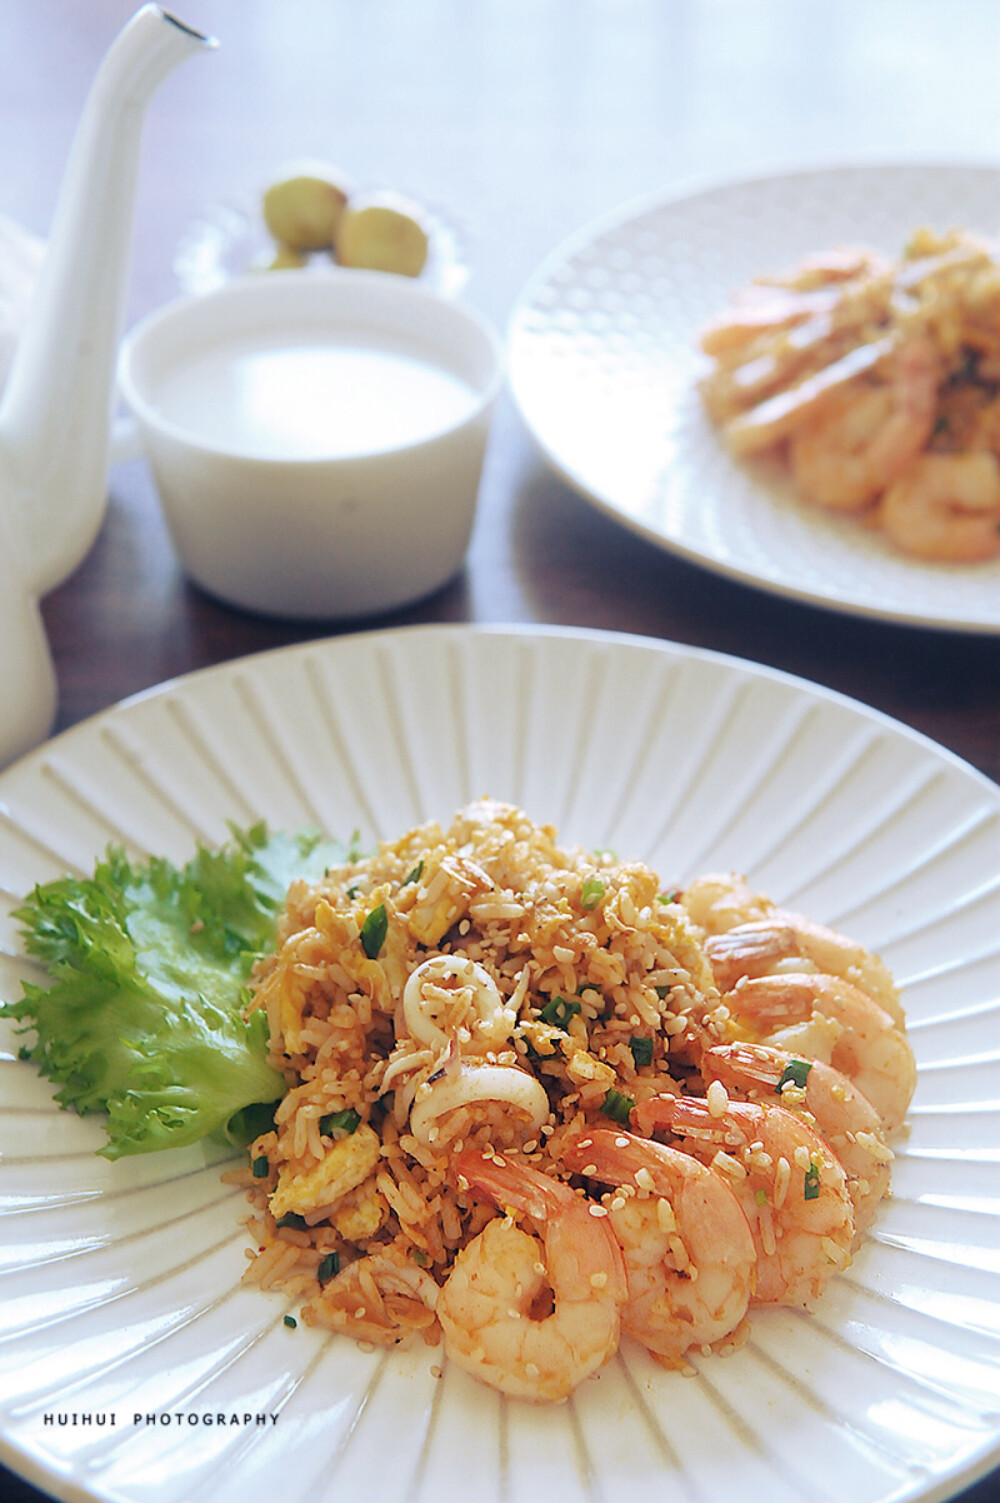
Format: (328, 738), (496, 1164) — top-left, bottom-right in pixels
(3, 822), (355, 1160)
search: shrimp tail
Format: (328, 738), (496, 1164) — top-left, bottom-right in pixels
(563, 1125), (678, 1187)
(452, 1148), (559, 1223)
(632, 1092), (720, 1141)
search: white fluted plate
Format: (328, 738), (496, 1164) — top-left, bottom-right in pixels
(508, 163), (1000, 632)
(1, 625), (998, 1503)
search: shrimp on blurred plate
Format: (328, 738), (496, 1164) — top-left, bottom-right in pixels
(698, 226), (1000, 562)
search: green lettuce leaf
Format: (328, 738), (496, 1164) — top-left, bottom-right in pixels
(3, 822), (355, 1160)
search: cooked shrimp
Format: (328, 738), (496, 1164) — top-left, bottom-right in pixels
(700, 283), (845, 358)
(306, 1242), (439, 1346)
(787, 337), (940, 510)
(703, 910), (903, 1025)
(720, 332), (893, 454)
(702, 1043), (892, 1233)
(724, 974), (916, 1133)
(438, 1149), (627, 1402)
(762, 247), (891, 291)
(681, 872), (776, 936)
(704, 259), (895, 434)
(633, 1095), (855, 1307)
(562, 1127), (756, 1366)
(703, 249), (889, 363)
(878, 450), (1000, 562)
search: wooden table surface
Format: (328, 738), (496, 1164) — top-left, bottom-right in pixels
(0, 4), (997, 1501)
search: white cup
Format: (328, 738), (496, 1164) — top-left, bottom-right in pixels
(118, 270), (503, 619)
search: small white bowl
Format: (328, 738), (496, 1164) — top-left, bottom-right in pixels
(118, 270), (503, 618)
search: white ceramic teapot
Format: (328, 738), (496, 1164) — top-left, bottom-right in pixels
(0, 5), (215, 770)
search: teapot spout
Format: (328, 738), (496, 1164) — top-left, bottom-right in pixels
(0, 6), (216, 598)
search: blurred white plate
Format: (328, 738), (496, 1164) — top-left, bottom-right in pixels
(174, 187), (470, 300)
(1, 625), (998, 1503)
(508, 163), (1000, 632)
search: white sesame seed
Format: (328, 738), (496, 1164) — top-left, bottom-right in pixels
(668, 1233), (690, 1269)
(774, 1156), (791, 1209)
(855, 1130), (894, 1163)
(711, 1149), (747, 1181)
(656, 1197), (677, 1233)
(706, 1080), (729, 1118)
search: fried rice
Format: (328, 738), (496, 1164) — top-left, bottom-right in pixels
(227, 796), (911, 1378)
(227, 797), (722, 1347)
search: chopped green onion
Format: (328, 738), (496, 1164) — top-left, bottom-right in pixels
(317, 1251), (341, 1284)
(320, 1107), (361, 1137)
(402, 861), (424, 887)
(804, 1160), (821, 1201)
(629, 1036), (654, 1068)
(755, 1187), (769, 1207)
(776, 1058), (813, 1093)
(656, 889), (682, 905)
(580, 876), (605, 910)
(360, 902), (388, 958)
(346, 884), (361, 898)
(539, 996), (582, 1029)
(226, 1100), (278, 1149)
(251, 1155), (270, 1178)
(283, 1315), (297, 1329)
(653, 984), (672, 1000)
(602, 1088), (636, 1125)
(276, 1212), (307, 1229)
(410, 1247), (429, 1267)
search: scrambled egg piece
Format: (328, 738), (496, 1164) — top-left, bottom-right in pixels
(270, 1123), (381, 1219)
(407, 853), (493, 946)
(331, 1176), (388, 1240)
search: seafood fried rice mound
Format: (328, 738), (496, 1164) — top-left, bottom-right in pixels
(229, 802), (913, 1397)
(233, 798), (718, 1345)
